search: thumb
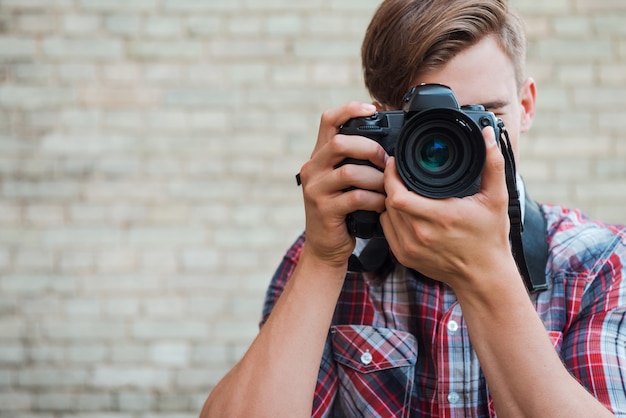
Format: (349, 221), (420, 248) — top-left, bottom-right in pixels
(479, 125), (507, 202)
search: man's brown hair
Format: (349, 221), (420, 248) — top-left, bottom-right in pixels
(362, 0), (527, 108)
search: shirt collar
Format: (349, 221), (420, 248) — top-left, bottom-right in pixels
(517, 173), (526, 225)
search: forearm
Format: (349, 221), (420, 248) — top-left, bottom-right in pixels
(455, 260), (614, 418)
(201, 246), (347, 418)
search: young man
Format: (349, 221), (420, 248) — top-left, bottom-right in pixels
(202, 0), (625, 416)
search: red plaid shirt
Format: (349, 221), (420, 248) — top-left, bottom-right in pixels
(262, 204), (626, 417)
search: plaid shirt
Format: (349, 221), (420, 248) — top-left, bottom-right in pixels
(262, 204), (626, 417)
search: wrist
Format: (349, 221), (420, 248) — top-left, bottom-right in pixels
(298, 242), (350, 283)
(301, 236), (353, 267)
(451, 253), (528, 311)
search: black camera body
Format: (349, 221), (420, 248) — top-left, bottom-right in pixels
(339, 83), (503, 238)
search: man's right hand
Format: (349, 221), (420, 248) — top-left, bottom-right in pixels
(297, 102), (388, 268)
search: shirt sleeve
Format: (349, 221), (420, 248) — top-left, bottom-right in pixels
(560, 239), (626, 416)
(259, 232), (339, 417)
(260, 232), (305, 327)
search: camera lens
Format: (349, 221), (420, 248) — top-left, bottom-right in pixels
(418, 135), (453, 173)
(395, 109), (486, 198)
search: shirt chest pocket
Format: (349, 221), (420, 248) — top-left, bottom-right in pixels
(330, 325), (418, 418)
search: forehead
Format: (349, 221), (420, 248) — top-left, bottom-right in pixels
(414, 36), (518, 106)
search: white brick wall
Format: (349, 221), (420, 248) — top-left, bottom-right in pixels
(0, 0), (625, 416)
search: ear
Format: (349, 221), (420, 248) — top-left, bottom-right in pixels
(372, 101), (384, 111)
(519, 77), (536, 133)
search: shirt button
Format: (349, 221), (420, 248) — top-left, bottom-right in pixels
(447, 392), (460, 404)
(360, 350), (372, 365)
(447, 320), (459, 333)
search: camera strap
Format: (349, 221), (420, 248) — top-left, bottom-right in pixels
(348, 125), (549, 294)
(497, 125), (548, 293)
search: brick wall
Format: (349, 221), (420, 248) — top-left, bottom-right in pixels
(0, 0), (624, 416)
(516, 0), (626, 221)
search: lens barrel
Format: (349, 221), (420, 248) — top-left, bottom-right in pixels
(395, 108), (486, 198)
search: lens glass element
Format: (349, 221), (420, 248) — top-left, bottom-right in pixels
(418, 136), (453, 173)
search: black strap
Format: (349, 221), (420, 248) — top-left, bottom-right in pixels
(348, 238), (391, 273)
(349, 125), (549, 293)
(521, 193), (549, 292)
(497, 125), (548, 293)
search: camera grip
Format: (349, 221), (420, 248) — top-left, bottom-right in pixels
(346, 209), (383, 238)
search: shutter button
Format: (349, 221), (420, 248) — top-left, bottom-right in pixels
(360, 350), (373, 365)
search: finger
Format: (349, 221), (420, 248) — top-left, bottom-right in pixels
(302, 158), (385, 214)
(329, 133), (389, 170)
(309, 186), (386, 221)
(305, 162), (385, 200)
(340, 188), (387, 214)
(379, 209), (399, 245)
(383, 157), (440, 217)
(332, 163), (386, 194)
(315, 102), (377, 153)
(300, 134), (388, 190)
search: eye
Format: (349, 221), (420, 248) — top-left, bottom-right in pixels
(484, 108), (504, 117)
(481, 101), (509, 116)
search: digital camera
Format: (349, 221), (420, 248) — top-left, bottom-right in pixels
(339, 83), (503, 238)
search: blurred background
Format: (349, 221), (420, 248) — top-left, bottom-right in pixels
(0, 0), (625, 416)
